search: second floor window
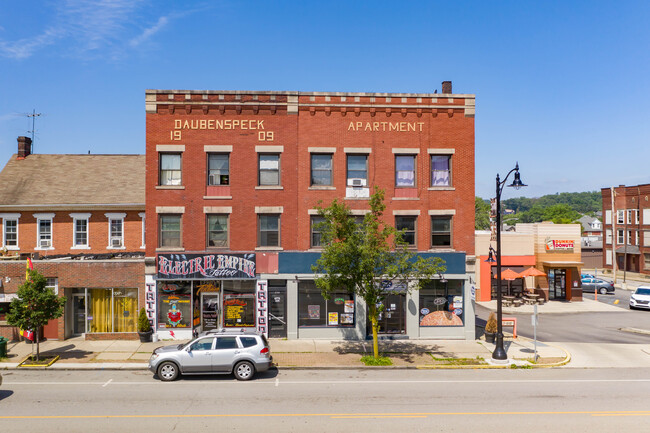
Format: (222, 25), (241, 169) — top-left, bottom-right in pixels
(259, 154), (280, 186)
(207, 215), (228, 248)
(311, 154), (333, 186)
(431, 155), (451, 186)
(258, 215), (280, 247)
(38, 219), (52, 248)
(3, 219), (17, 247)
(395, 155), (415, 187)
(208, 154), (229, 185)
(395, 216), (416, 246)
(110, 219), (123, 247)
(160, 153), (182, 186)
(431, 216), (452, 248)
(160, 215), (181, 248)
(310, 216), (325, 247)
(74, 219), (88, 246)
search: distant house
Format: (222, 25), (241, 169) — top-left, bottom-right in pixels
(578, 215), (602, 238)
(578, 216), (602, 270)
(0, 136), (145, 341)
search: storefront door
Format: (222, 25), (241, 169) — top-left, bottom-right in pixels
(550, 269), (566, 300)
(201, 293), (220, 331)
(72, 294), (86, 335)
(268, 288), (287, 338)
(371, 293), (406, 334)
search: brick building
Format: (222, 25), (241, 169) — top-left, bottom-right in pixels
(0, 137), (145, 340)
(145, 82), (477, 340)
(601, 184), (650, 275)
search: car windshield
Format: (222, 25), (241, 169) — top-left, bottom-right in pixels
(635, 288), (650, 295)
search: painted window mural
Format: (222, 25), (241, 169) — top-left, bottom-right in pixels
(418, 280), (464, 327)
(157, 281), (192, 329)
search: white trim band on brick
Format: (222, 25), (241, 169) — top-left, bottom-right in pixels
(391, 148), (420, 154)
(204, 145), (233, 152)
(308, 147), (337, 153)
(427, 148), (455, 154)
(255, 206), (284, 214)
(349, 209), (371, 215)
(69, 213), (91, 219)
(392, 210), (421, 216)
(156, 207), (185, 214)
(104, 212), (127, 219)
(428, 209), (456, 215)
(203, 207), (232, 214)
(344, 147), (372, 154)
(156, 145), (186, 152)
(255, 145), (284, 153)
(0, 213), (21, 219)
(33, 213), (55, 219)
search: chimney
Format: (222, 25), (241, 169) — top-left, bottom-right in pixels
(441, 81), (452, 94)
(17, 136), (32, 159)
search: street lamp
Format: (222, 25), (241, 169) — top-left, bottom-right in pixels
(492, 162), (526, 361)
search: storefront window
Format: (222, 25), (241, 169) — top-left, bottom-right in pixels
(223, 280), (256, 327)
(0, 302), (9, 321)
(419, 280), (464, 327)
(157, 281), (192, 329)
(85, 288), (137, 333)
(298, 281), (355, 327)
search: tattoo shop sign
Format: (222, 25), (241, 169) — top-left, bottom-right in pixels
(158, 253), (256, 279)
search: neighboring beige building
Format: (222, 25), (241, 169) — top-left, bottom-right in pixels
(475, 222), (583, 302)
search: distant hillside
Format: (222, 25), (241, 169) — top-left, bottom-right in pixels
(501, 191), (602, 215)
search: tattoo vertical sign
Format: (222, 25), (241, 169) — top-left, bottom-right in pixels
(145, 275), (157, 329)
(256, 280), (268, 337)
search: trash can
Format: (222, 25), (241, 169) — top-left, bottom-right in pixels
(0, 336), (8, 358)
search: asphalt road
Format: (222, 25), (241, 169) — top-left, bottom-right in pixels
(476, 289), (650, 344)
(1, 369), (650, 432)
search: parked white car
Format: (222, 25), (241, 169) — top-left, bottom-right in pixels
(629, 286), (650, 310)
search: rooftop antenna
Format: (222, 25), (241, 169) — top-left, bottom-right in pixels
(26, 109), (42, 152)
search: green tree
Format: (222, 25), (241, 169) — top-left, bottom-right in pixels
(7, 269), (66, 361)
(542, 203), (581, 224)
(312, 187), (446, 359)
(475, 197), (490, 230)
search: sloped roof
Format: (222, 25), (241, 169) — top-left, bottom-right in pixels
(0, 154), (144, 207)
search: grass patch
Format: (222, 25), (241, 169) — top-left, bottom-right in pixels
(360, 355), (393, 366)
(430, 355), (486, 365)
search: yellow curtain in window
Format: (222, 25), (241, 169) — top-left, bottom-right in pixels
(89, 289), (112, 333)
(113, 292), (137, 332)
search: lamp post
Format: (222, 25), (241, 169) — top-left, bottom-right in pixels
(492, 162), (526, 361)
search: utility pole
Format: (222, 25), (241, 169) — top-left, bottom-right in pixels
(26, 109), (42, 153)
(611, 187), (617, 284)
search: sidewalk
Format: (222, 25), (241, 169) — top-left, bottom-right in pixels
(0, 335), (568, 370)
(477, 297), (623, 315)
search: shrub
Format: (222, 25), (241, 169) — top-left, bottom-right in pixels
(137, 308), (152, 333)
(485, 312), (498, 333)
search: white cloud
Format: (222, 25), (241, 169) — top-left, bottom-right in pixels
(0, 0), (172, 60)
(129, 16), (169, 47)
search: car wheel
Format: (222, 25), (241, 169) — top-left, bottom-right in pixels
(158, 361), (180, 382)
(233, 361), (255, 381)
(629, 305), (635, 310)
(599, 287), (607, 295)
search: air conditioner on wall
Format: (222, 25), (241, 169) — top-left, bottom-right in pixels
(39, 239), (51, 248)
(209, 174), (219, 185)
(111, 237), (123, 247)
(347, 178), (366, 187)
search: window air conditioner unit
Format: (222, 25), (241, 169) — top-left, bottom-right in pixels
(347, 178), (366, 187)
(209, 174), (219, 185)
(40, 239), (51, 248)
(111, 237), (123, 247)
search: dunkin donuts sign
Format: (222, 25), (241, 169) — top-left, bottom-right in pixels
(545, 238), (575, 252)
(158, 253), (256, 279)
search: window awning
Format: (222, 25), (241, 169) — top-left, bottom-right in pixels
(541, 261), (584, 267)
(615, 246), (640, 254)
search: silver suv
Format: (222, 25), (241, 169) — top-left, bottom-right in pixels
(148, 329), (272, 381)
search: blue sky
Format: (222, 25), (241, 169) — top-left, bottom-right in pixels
(0, 0), (648, 199)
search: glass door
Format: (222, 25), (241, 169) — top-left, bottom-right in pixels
(72, 293), (86, 335)
(371, 293), (406, 335)
(268, 288), (287, 338)
(201, 293), (220, 331)
(550, 269), (566, 300)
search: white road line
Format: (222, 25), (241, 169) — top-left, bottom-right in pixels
(275, 378), (279, 387)
(102, 379), (113, 387)
(6, 378), (650, 386)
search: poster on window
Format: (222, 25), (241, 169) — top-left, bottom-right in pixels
(308, 305), (320, 319)
(223, 294), (255, 327)
(340, 313), (354, 324)
(328, 312), (339, 326)
(344, 300), (354, 313)
(201, 294), (220, 330)
(158, 281), (191, 328)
